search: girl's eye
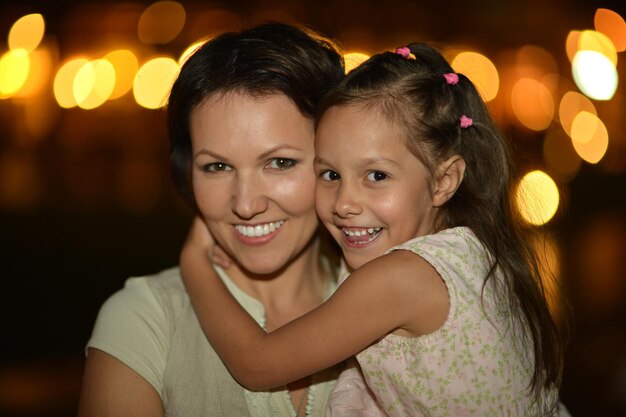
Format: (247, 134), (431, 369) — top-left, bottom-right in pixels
(320, 170), (341, 181)
(267, 158), (296, 170)
(203, 162), (232, 173)
(367, 171), (388, 182)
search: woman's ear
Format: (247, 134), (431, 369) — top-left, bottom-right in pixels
(432, 155), (466, 207)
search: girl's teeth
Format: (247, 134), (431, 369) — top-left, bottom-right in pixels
(343, 227), (382, 237)
(236, 221), (284, 237)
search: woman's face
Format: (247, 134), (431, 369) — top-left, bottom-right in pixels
(190, 92), (319, 275)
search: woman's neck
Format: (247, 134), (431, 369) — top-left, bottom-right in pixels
(223, 236), (327, 328)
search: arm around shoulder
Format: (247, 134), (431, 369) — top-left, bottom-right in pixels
(77, 348), (164, 417)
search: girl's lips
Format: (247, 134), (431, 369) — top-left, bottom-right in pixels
(233, 220), (285, 246)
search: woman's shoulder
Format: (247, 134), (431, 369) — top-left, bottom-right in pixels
(106, 267), (190, 318)
(86, 267), (189, 395)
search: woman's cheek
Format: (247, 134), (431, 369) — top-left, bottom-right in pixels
(273, 169), (317, 214)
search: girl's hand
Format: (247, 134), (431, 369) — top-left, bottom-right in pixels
(183, 216), (231, 268)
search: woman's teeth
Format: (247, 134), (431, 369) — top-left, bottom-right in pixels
(235, 221), (285, 237)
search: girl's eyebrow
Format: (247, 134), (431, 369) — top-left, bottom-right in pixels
(360, 156), (400, 167)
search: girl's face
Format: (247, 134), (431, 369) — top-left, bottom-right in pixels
(315, 104), (437, 270)
(191, 92), (319, 275)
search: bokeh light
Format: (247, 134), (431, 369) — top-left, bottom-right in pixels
(13, 47), (53, 98)
(74, 59), (116, 110)
(565, 30), (581, 63)
(138, 1), (186, 44)
(103, 50), (139, 100)
(570, 111), (609, 163)
(343, 52), (370, 73)
(516, 170), (560, 226)
(594, 8), (626, 52)
(451, 51), (499, 101)
(0, 49), (30, 99)
(54, 58), (89, 108)
(578, 30), (618, 66)
(133, 57), (180, 109)
(572, 50), (618, 100)
(511, 78), (554, 131)
(8, 14), (45, 53)
(558, 91), (597, 136)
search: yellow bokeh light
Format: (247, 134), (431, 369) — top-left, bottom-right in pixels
(54, 58), (89, 108)
(558, 91), (596, 136)
(179, 40), (207, 65)
(572, 50), (618, 100)
(8, 13), (45, 53)
(511, 78), (554, 131)
(138, 1), (186, 44)
(451, 51), (499, 102)
(565, 31), (581, 63)
(14, 47), (53, 98)
(594, 8), (626, 52)
(570, 112), (609, 163)
(0, 49), (30, 99)
(103, 49), (139, 100)
(74, 59), (116, 110)
(133, 57), (180, 109)
(344, 52), (370, 73)
(543, 129), (582, 182)
(516, 170), (560, 226)
(570, 111), (598, 144)
(578, 30), (618, 66)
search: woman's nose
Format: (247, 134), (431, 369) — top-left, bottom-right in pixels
(231, 173), (269, 220)
(333, 182), (362, 218)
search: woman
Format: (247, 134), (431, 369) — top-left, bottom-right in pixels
(77, 23), (345, 417)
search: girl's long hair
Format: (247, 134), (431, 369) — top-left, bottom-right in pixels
(318, 43), (564, 399)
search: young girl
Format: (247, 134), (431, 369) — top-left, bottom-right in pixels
(181, 43), (563, 416)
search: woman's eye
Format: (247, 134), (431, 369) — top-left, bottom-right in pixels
(203, 162), (231, 172)
(267, 158), (296, 170)
(320, 170), (340, 181)
(366, 171), (388, 182)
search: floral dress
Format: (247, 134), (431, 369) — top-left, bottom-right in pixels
(330, 227), (559, 417)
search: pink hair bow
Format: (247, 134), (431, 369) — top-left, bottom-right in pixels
(443, 73), (459, 85)
(395, 46), (414, 59)
(460, 115), (473, 128)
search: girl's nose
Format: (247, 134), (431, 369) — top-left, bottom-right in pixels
(333, 182), (362, 218)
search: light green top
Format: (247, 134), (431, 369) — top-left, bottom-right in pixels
(87, 266), (339, 417)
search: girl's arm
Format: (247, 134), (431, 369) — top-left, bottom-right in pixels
(181, 231), (448, 390)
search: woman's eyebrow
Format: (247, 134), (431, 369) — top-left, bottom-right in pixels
(193, 149), (228, 161)
(257, 144), (304, 160)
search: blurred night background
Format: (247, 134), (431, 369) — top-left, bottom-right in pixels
(1, 0), (626, 416)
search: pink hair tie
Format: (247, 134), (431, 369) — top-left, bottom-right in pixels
(460, 115), (473, 128)
(395, 46), (415, 60)
(443, 73), (459, 85)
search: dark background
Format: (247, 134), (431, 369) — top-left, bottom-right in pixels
(1, 0), (626, 416)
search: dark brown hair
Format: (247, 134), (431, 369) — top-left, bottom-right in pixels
(167, 23), (344, 210)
